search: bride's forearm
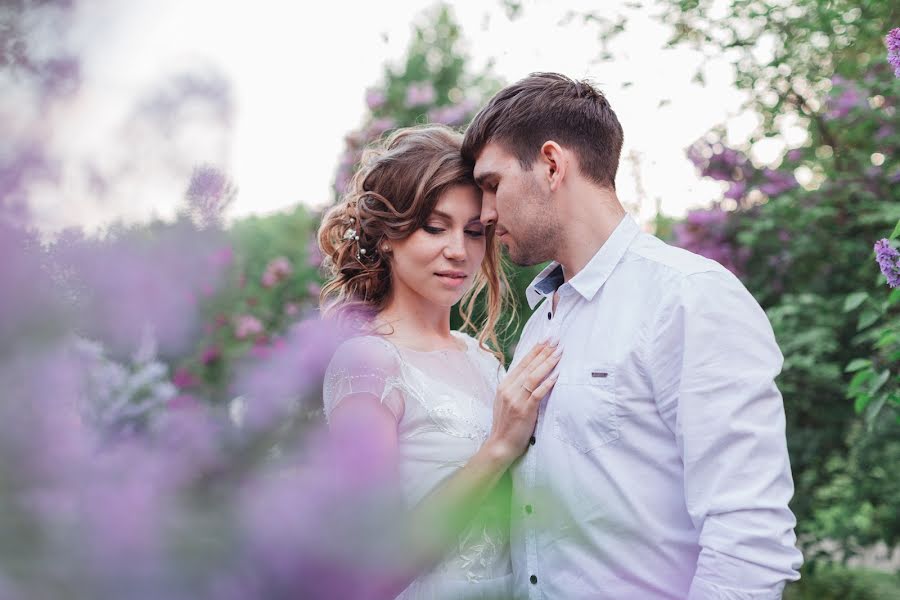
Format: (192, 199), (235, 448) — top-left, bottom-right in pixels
(373, 438), (515, 598)
(407, 437), (514, 552)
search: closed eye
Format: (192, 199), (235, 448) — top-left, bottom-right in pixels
(423, 225), (444, 234)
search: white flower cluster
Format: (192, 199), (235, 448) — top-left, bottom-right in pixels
(73, 328), (177, 434)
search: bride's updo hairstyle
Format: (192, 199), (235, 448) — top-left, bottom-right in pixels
(317, 124), (509, 356)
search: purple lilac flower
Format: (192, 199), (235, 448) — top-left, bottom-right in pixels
(261, 256), (293, 288)
(673, 208), (746, 276)
(307, 235), (323, 268)
(365, 87), (387, 110)
(234, 315), (264, 340)
(824, 78), (867, 120)
(724, 181), (747, 200)
(186, 165), (235, 228)
(886, 28), (900, 77)
(686, 141), (751, 183)
(405, 82), (436, 107)
(874, 238), (900, 288)
(759, 169), (798, 196)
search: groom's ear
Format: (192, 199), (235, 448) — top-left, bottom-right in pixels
(539, 141), (566, 193)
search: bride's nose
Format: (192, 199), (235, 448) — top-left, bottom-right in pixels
(442, 231), (466, 261)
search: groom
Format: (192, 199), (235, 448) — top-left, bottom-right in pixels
(461, 73), (803, 599)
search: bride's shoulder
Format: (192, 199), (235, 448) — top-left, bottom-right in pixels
(327, 334), (401, 374)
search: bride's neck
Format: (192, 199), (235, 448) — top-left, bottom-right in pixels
(376, 294), (454, 346)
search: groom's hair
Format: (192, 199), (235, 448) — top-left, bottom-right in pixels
(461, 72), (623, 189)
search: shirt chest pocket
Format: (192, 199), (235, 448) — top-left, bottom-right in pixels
(551, 367), (620, 453)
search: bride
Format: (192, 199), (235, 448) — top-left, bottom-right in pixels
(317, 124), (561, 599)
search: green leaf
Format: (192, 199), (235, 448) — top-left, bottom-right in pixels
(869, 369), (891, 394)
(888, 287), (900, 306)
(847, 369), (873, 396)
(857, 309), (880, 330)
(875, 330), (897, 349)
(890, 219), (900, 240)
(854, 392), (871, 413)
(864, 394), (888, 429)
(844, 358), (872, 373)
(842, 292), (868, 312)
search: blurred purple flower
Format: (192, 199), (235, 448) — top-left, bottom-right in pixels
(404, 82), (436, 107)
(875, 124), (894, 140)
(874, 238), (900, 288)
(824, 78), (867, 120)
(366, 117), (396, 139)
(886, 28), (900, 77)
(786, 149), (804, 162)
(201, 345), (222, 364)
(759, 169), (798, 196)
(427, 99), (477, 126)
(365, 87), (387, 110)
(673, 208), (746, 276)
(230, 318), (345, 432)
(173, 367), (199, 389)
(284, 302), (301, 317)
(52, 220), (229, 357)
(306, 282), (322, 298)
(724, 181), (747, 200)
(307, 235), (323, 268)
(234, 315), (264, 340)
(686, 141), (751, 184)
(261, 256), (293, 288)
(186, 165), (235, 228)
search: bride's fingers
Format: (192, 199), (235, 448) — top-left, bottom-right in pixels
(520, 347), (562, 396)
(530, 346), (563, 381)
(511, 342), (559, 388)
(506, 340), (551, 380)
(526, 370), (560, 403)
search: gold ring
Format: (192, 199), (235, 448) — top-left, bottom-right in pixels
(522, 383), (535, 394)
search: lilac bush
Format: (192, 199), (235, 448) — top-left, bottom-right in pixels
(887, 27), (900, 77)
(874, 238), (900, 288)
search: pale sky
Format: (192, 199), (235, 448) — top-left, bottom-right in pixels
(19, 0), (777, 234)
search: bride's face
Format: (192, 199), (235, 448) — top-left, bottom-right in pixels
(388, 185), (486, 309)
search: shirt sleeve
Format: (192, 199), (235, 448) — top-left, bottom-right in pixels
(322, 336), (405, 423)
(649, 269), (804, 598)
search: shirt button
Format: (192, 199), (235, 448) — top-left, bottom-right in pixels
(529, 436), (536, 446)
(530, 575), (538, 585)
(525, 504), (533, 514)
(547, 312), (552, 319)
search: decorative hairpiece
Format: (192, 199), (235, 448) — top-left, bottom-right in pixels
(343, 216), (369, 260)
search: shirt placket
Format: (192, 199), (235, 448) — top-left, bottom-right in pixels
(523, 284), (572, 599)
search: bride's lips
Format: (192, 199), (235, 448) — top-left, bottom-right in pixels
(435, 270), (468, 287)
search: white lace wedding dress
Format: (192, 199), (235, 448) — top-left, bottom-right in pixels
(323, 330), (513, 600)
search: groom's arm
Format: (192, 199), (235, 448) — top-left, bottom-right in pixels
(649, 269), (803, 600)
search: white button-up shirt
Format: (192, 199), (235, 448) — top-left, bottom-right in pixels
(509, 214), (803, 599)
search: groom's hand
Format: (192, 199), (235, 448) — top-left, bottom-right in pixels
(487, 339), (562, 466)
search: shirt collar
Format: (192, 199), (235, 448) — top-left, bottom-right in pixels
(524, 214), (640, 309)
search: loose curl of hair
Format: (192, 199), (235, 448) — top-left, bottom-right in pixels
(317, 124), (510, 359)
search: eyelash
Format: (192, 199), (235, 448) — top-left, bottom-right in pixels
(423, 225), (484, 238)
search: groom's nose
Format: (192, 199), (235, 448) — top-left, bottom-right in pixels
(480, 196), (497, 227)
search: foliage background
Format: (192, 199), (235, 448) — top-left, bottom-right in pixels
(2, 0), (899, 596)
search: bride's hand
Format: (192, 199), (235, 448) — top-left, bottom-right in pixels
(486, 339), (562, 465)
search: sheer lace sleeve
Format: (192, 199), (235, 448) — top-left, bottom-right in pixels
(322, 336), (405, 423)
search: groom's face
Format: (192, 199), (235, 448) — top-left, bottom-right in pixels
(473, 142), (557, 267)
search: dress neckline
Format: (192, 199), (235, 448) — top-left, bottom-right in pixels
(383, 330), (470, 355)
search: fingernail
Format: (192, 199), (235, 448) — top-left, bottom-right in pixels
(547, 334), (560, 346)
(551, 346), (563, 358)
